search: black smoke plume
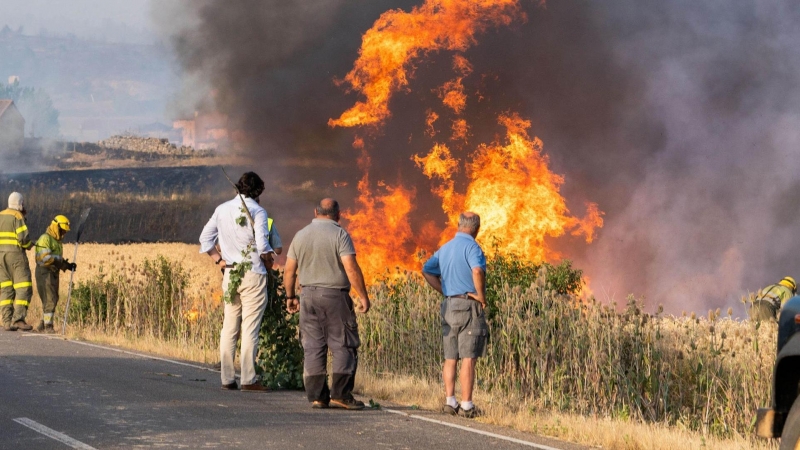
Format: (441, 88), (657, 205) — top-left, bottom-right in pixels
(157, 0), (800, 313)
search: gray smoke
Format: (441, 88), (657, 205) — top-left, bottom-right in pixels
(157, 0), (800, 313)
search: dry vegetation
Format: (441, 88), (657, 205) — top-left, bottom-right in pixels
(26, 242), (780, 450)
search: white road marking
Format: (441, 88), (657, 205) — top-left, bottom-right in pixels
(13, 417), (97, 450)
(383, 408), (564, 450)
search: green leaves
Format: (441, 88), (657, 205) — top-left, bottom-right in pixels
(222, 245), (254, 304)
(235, 207), (248, 227)
(255, 268), (304, 389)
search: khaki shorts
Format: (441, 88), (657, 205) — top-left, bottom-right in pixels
(441, 296), (488, 360)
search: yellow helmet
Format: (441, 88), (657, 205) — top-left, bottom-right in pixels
(53, 215), (70, 232)
(779, 276), (797, 293)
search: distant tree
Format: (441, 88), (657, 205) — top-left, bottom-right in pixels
(0, 81), (60, 138)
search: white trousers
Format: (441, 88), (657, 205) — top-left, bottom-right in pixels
(220, 270), (267, 386)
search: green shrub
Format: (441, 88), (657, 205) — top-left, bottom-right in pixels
(256, 269), (304, 389)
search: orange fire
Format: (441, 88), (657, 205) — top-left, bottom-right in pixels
(329, 0), (524, 128)
(451, 119), (470, 141)
(331, 0), (602, 284)
(344, 176), (418, 283)
(462, 113), (602, 261)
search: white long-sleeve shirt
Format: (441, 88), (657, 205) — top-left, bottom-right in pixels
(199, 196), (273, 274)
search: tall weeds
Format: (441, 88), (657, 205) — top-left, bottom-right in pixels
(66, 251), (775, 439)
(360, 264), (775, 438)
(68, 256), (222, 354)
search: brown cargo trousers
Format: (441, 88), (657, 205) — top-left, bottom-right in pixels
(299, 286), (360, 403)
(35, 266), (60, 325)
(0, 251), (32, 326)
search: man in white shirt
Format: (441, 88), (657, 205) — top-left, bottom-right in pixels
(199, 172), (274, 392)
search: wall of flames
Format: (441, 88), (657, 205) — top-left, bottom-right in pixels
(331, 0), (603, 284)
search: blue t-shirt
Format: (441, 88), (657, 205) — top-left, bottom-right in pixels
(422, 232), (486, 296)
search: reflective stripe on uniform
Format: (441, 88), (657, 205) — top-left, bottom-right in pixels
(0, 281), (12, 288)
(0, 299), (12, 306)
(13, 282), (31, 289)
(0, 232), (16, 238)
(15, 225), (27, 234)
(0, 239), (20, 246)
(43, 313), (54, 321)
(268, 217), (274, 232)
(14, 300), (28, 306)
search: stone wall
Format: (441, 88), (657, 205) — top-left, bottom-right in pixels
(98, 135), (214, 157)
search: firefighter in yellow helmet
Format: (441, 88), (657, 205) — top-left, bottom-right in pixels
(749, 276), (798, 322)
(34, 215), (75, 333)
(0, 192), (34, 331)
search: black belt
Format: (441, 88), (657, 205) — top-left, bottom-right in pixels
(446, 294), (472, 300)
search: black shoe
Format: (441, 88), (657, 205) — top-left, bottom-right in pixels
(221, 382), (238, 390)
(459, 406), (480, 419)
(329, 398), (365, 410)
(443, 404), (460, 415)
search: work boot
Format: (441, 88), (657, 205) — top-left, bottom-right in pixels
(3, 321), (15, 331)
(329, 397), (365, 410)
(13, 320), (32, 332)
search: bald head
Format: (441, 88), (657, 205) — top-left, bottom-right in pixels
(457, 212), (481, 237)
(315, 198), (340, 220)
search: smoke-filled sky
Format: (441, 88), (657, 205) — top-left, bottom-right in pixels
(156, 0), (800, 313)
(2, 0), (154, 43)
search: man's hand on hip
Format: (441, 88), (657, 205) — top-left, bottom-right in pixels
(467, 293), (486, 308)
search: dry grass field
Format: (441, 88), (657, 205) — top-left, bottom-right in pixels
(19, 242), (781, 450)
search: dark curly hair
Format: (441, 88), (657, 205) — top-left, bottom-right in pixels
(236, 172), (265, 199)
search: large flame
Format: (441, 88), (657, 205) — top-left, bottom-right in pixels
(343, 138), (419, 283)
(329, 0), (524, 128)
(332, 0), (602, 284)
(463, 113), (603, 260)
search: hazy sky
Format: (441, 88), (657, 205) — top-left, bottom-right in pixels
(2, 0), (155, 43)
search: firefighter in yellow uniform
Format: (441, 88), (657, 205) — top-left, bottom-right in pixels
(0, 192), (34, 331)
(749, 276), (797, 322)
(34, 215), (75, 333)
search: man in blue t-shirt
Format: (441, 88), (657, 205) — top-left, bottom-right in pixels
(422, 212), (488, 419)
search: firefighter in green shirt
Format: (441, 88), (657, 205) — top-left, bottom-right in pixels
(34, 215), (75, 333)
(0, 192), (34, 331)
(749, 276), (797, 322)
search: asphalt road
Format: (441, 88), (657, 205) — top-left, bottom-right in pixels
(0, 330), (588, 450)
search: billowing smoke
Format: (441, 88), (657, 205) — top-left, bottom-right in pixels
(157, 0), (800, 313)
